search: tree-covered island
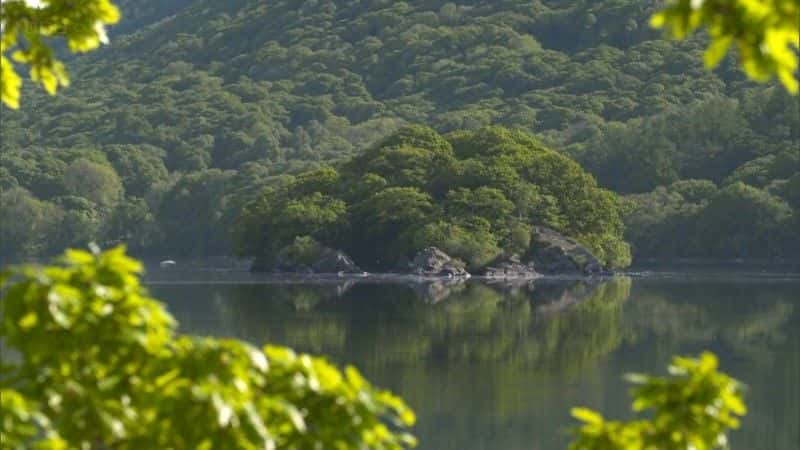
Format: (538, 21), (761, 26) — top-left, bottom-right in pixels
(234, 126), (630, 275)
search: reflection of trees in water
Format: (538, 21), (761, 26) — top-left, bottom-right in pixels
(165, 279), (796, 390)
(622, 281), (799, 450)
(188, 277), (633, 447)
(159, 278), (799, 450)
(624, 281), (796, 351)
(207, 278), (633, 375)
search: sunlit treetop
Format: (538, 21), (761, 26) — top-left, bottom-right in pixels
(0, 0), (120, 108)
(652, 0), (800, 94)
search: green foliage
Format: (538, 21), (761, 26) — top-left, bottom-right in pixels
(0, 188), (63, 257)
(575, 96), (770, 193)
(724, 150), (800, 188)
(696, 182), (794, 257)
(0, 0), (121, 108)
(276, 235), (327, 268)
(444, 187), (515, 223)
(156, 169), (237, 257)
(770, 172), (800, 209)
(669, 179), (719, 203)
(354, 187), (435, 239)
(652, 0), (799, 93)
(570, 352), (746, 450)
(0, 246), (416, 449)
(234, 175), (349, 264)
(624, 178), (799, 258)
(62, 158), (124, 209)
(412, 220), (502, 269)
(105, 145), (169, 197)
(582, 91), (800, 259)
(104, 196), (159, 250)
(236, 126), (630, 270)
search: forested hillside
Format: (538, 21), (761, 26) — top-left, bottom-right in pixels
(1, 0), (798, 260)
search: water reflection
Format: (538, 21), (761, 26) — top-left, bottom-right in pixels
(150, 277), (799, 450)
(162, 279), (629, 366)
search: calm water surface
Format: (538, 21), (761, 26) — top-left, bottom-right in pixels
(147, 271), (799, 450)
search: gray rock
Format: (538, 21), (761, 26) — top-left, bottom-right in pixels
(483, 260), (539, 279)
(527, 226), (604, 275)
(311, 249), (361, 273)
(411, 247), (469, 277)
(266, 245), (361, 274)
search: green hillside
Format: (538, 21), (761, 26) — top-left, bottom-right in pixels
(1, 0), (797, 260)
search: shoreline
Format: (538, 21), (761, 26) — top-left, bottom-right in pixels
(142, 267), (800, 285)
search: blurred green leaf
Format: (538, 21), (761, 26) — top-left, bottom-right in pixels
(0, 246), (416, 449)
(652, 0), (799, 94)
(569, 352), (746, 450)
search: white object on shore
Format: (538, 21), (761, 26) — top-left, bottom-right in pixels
(160, 260), (177, 268)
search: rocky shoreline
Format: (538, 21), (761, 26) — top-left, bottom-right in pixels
(252, 227), (612, 278)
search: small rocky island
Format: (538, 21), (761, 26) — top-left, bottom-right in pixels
(238, 126), (630, 277)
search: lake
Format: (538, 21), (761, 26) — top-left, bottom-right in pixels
(146, 270), (799, 450)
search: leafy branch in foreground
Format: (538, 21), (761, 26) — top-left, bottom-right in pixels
(652, 0), (799, 94)
(0, 246), (416, 449)
(569, 352), (747, 450)
(0, 0), (120, 108)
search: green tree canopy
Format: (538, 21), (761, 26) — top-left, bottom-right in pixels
(62, 158), (124, 209)
(0, 187), (62, 257)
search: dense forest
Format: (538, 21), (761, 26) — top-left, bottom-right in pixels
(1, 0), (798, 261)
